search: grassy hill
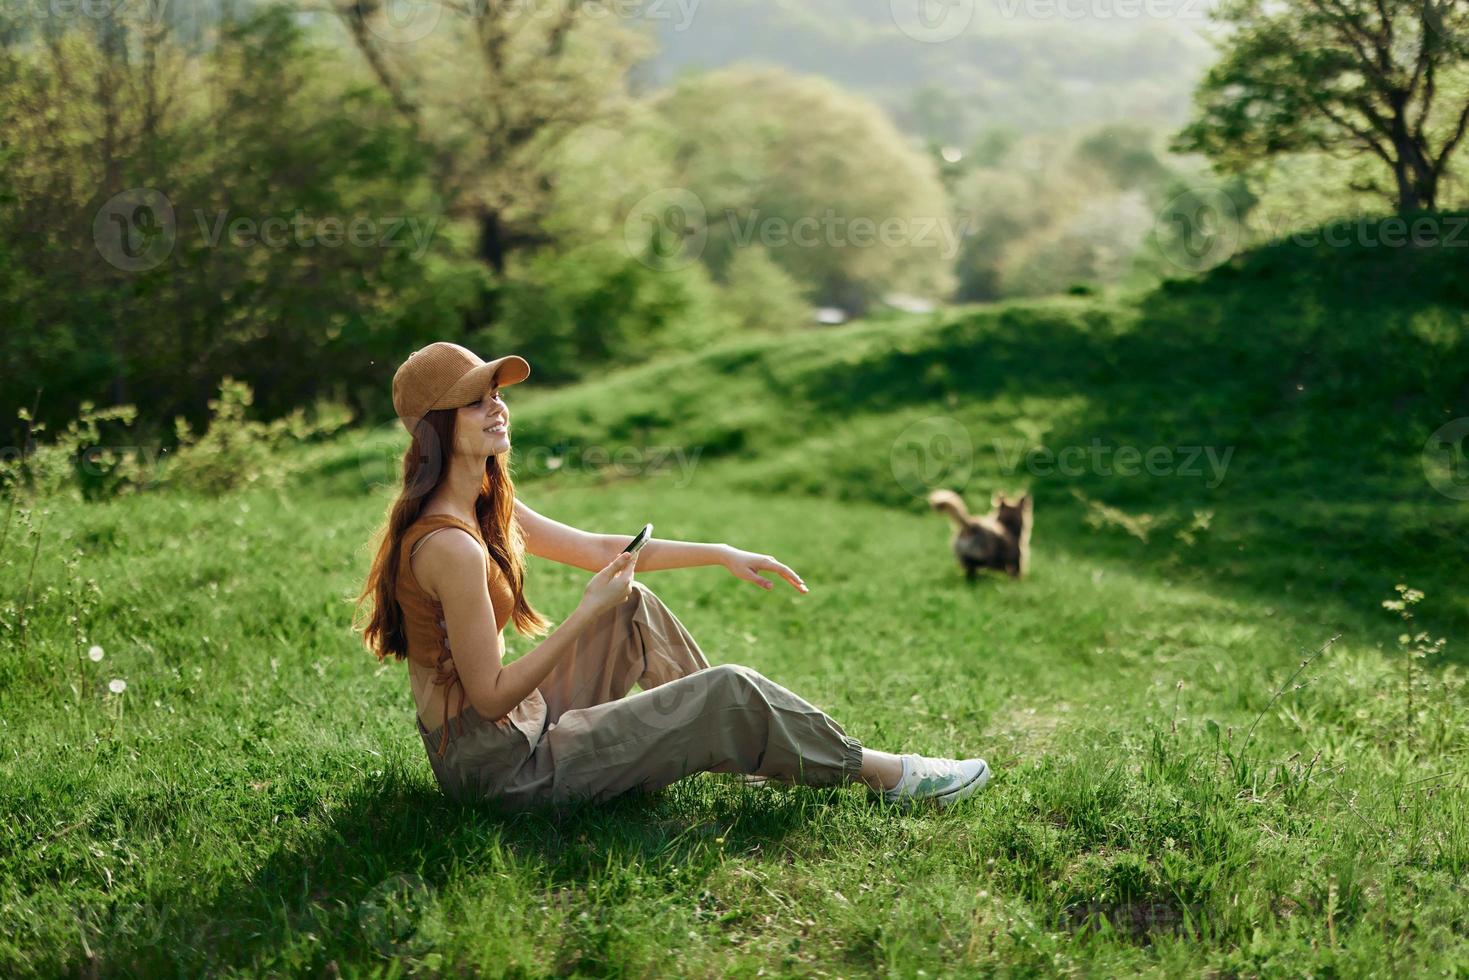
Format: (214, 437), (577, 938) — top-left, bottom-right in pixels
(3, 221), (1466, 975)
(338, 215), (1469, 644)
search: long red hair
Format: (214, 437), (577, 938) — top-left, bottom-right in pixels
(352, 407), (554, 663)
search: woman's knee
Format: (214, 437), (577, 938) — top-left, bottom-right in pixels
(705, 663), (770, 704)
(707, 662), (759, 680)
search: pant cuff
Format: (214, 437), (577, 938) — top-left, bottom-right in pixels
(839, 733), (865, 785)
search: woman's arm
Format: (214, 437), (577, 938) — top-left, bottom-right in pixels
(634, 537), (730, 573)
(516, 499), (620, 571)
(420, 527), (597, 721)
(515, 499), (807, 592)
(516, 498), (728, 573)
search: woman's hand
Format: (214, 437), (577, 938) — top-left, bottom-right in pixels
(721, 546), (808, 593)
(579, 549), (638, 618)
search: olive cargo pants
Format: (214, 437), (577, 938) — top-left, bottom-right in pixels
(417, 581), (866, 810)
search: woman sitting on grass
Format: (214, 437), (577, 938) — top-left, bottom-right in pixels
(353, 342), (991, 812)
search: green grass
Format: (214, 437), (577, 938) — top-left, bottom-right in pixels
(3, 223), (1467, 975)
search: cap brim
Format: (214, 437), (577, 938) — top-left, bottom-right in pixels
(433, 354), (531, 409)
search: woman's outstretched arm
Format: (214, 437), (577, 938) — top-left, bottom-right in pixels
(517, 498), (728, 572)
(516, 499), (807, 592)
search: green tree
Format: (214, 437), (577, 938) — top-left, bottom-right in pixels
(950, 126), (1189, 301)
(0, 5), (469, 443)
(488, 241), (730, 384)
(328, 0), (652, 275)
(1174, 0), (1469, 213)
(650, 66), (956, 315)
(719, 245), (810, 332)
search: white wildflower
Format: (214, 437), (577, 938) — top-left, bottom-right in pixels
(108, 678), (127, 694)
(88, 645), (104, 662)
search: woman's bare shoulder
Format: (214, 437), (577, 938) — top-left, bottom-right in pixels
(410, 525), (487, 601)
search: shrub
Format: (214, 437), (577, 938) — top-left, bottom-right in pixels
(164, 378), (353, 496)
(1, 403), (146, 504)
(1, 379), (353, 503)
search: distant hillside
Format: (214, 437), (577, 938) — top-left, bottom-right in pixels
(634, 0), (1221, 140)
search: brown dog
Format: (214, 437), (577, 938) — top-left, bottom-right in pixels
(928, 489), (1032, 580)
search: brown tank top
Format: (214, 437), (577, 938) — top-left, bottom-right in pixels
(396, 514), (517, 758)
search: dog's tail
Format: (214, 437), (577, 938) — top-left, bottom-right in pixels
(927, 489), (971, 529)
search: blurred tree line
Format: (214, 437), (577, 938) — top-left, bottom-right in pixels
(0, 0), (968, 449)
(1, 2), (474, 449)
(4, 0), (1463, 455)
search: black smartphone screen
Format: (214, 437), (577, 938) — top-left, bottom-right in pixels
(622, 523), (653, 554)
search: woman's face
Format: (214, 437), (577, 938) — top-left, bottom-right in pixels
(453, 381), (510, 456)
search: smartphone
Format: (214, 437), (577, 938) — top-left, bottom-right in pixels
(622, 522), (653, 555)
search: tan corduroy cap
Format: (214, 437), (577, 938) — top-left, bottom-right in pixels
(392, 342), (531, 434)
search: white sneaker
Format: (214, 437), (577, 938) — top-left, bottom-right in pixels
(879, 754), (991, 808)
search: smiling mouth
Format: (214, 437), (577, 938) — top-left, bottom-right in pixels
(485, 422), (508, 434)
